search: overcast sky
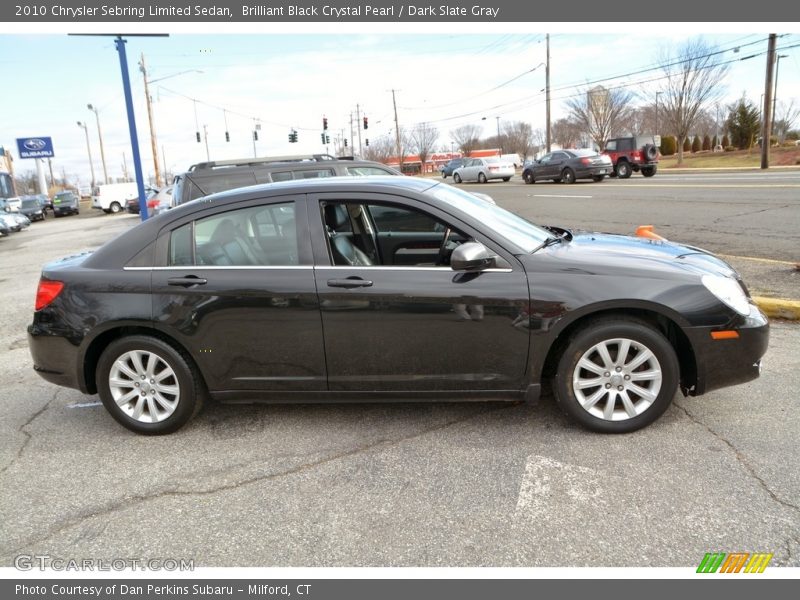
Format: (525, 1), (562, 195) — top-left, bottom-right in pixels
(1, 30), (798, 187)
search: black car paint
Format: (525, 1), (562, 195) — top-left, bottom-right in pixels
(29, 177), (767, 409)
(524, 151), (610, 183)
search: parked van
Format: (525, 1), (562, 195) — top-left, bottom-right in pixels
(92, 182), (139, 214)
(499, 153), (523, 168)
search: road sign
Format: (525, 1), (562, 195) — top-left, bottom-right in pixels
(16, 136), (55, 159)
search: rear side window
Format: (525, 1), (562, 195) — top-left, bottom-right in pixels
(169, 202), (298, 267)
(346, 166), (393, 176)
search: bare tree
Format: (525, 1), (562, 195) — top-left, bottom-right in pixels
(410, 122), (439, 173)
(501, 121), (536, 159)
(565, 85), (635, 151)
(656, 38), (729, 165)
(362, 135), (395, 164)
(450, 124), (482, 157)
(551, 118), (584, 149)
(774, 99), (800, 143)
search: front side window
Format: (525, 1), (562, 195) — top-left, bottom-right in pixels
(605, 140), (617, 151)
(169, 202), (298, 267)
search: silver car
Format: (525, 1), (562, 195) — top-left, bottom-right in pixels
(452, 157), (515, 184)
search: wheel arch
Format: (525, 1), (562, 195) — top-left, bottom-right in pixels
(538, 306), (697, 394)
(80, 325), (205, 395)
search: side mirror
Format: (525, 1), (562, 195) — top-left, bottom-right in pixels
(451, 242), (496, 272)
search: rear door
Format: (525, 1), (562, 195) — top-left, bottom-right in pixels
(148, 195), (327, 395)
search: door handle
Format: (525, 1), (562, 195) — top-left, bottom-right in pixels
(167, 275), (208, 287)
(327, 277), (373, 289)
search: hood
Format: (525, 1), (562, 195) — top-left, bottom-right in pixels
(526, 231), (738, 279)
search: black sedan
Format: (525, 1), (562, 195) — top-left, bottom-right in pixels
(523, 149), (613, 184)
(28, 177), (768, 435)
(19, 195), (48, 221)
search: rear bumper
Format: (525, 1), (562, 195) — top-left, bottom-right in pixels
(27, 326), (84, 392)
(684, 304), (769, 396)
(576, 165), (612, 178)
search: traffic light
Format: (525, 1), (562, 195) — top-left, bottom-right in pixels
(225, 131), (230, 142)
(365, 138), (369, 147)
(253, 130), (258, 141)
(195, 131), (201, 143)
(325, 134), (330, 144)
(344, 139), (348, 148)
(363, 116), (368, 130)
(288, 129), (298, 143)
(323, 116), (328, 130)
(320, 132), (326, 144)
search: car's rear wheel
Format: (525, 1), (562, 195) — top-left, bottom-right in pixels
(110, 202), (122, 214)
(478, 172), (487, 184)
(642, 166), (657, 177)
(453, 173), (462, 184)
(96, 335), (204, 435)
(554, 319), (678, 433)
(616, 161), (632, 179)
(523, 171), (534, 184)
(562, 168), (576, 184)
(502, 177), (511, 182)
(592, 175), (605, 182)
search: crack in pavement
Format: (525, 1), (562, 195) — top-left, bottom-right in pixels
(2, 402), (518, 559)
(712, 204), (792, 224)
(0, 388), (59, 477)
(675, 401), (800, 514)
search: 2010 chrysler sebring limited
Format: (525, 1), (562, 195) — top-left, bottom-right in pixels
(28, 177), (768, 435)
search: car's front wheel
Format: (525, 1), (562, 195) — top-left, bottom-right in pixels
(478, 172), (487, 184)
(562, 168), (576, 184)
(110, 201), (122, 214)
(96, 335), (204, 435)
(453, 173), (462, 184)
(554, 318), (678, 433)
(523, 171), (534, 184)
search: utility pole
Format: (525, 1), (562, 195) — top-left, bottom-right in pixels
(139, 53), (161, 188)
(203, 124), (210, 161)
(87, 103), (109, 183)
(761, 33), (776, 170)
(122, 151), (129, 181)
(47, 158), (55, 188)
(655, 91), (662, 137)
(392, 89), (402, 168)
(545, 34), (551, 153)
(76, 121), (96, 190)
(162, 145), (168, 183)
(496, 116), (501, 153)
(349, 112), (355, 155)
(356, 104), (363, 156)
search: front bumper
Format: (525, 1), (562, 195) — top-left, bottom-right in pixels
(683, 304), (769, 396)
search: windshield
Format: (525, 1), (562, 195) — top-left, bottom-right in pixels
(0, 174), (14, 199)
(21, 199), (39, 208)
(429, 184), (551, 253)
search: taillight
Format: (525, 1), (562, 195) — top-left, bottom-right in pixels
(631, 151), (641, 160)
(35, 280), (64, 311)
(580, 157), (592, 165)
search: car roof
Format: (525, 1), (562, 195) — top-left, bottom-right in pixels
(183, 158), (397, 178)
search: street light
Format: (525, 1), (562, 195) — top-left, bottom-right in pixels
(76, 121), (96, 190)
(87, 103), (109, 184)
(772, 54), (788, 141)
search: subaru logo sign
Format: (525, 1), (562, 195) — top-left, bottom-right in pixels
(16, 136), (55, 159)
(23, 138), (47, 151)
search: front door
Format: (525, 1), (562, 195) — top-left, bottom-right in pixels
(309, 192), (530, 392)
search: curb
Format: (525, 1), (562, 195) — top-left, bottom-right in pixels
(752, 296), (800, 321)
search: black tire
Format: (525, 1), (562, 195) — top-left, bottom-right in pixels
(562, 168), (576, 184)
(96, 335), (204, 435)
(502, 177), (511, 182)
(453, 173), (462, 184)
(110, 201), (122, 214)
(644, 144), (658, 161)
(441, 172), (447, 179)
(553, 318), (679, 433)
(523, 171), (534, 184)
(616, 161), (632, 179)
(642, 166), (657, 177)
(552, 178), (562, 183)
(478, 172), (487, 184)
(592, 175), (605, 182)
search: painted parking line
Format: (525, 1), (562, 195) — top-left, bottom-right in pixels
(515, 454), (604, 519)
(531, 194), (593, 199)
(720, 254), (798, 266)
(602, 184), (800, 188)
(67, 401), (102, 409)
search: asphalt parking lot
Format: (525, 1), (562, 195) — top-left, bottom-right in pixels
(1, 182), (798, 568)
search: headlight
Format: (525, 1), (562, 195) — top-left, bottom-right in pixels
(701, 274), (750, 316)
